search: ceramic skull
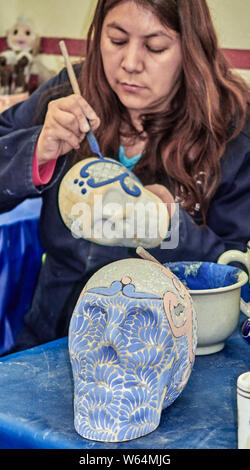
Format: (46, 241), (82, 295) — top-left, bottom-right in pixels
(58, 156), (169, 248)
(69, 258), (197, 442)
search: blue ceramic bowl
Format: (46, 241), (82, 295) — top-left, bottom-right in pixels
(163, 261), (248, 355)
(164, 261), (243, 292)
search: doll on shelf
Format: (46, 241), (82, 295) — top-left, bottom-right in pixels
(0, 17), (40, 94)
(0, 17), (54, 95)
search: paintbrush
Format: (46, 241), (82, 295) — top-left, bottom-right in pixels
(59, 40), (103, 159)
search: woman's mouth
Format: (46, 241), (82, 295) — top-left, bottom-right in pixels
(120, 82), (146, 93)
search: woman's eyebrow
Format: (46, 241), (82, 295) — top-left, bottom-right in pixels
(106, 22), (127, 34)
(106, 22), (173, 40)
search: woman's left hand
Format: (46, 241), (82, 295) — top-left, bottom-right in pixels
(145, 184), (176, 217)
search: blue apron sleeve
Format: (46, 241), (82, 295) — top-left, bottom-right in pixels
(0, 67), (70, 212)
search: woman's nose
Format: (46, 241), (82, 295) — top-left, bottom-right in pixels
(121, 42), (144, 74)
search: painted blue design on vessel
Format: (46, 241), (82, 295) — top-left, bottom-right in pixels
(78, 158), (141, 197)
(88, 280), (160, 299)
(73, 178), (87, 194)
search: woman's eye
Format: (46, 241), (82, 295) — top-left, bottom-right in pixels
(146, 45), (167, 54)
(108, 36), (167, 53)
(110, 38), (127, 46)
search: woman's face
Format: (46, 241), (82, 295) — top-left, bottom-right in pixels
(100, 0), (182, 121)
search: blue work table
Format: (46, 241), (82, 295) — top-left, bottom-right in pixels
(0, 313), (249, 450)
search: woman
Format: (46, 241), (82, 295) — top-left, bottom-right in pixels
(0, 0), (249, 352)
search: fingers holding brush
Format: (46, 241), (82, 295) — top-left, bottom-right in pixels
(36, 40), (101, 166)
(36, 95), (92, 165)
(36, 94), (100, 166)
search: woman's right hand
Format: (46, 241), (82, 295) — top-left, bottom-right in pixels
(36, 94), (100, 166)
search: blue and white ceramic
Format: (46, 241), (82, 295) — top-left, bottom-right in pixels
(69, 258), (197, 442)
(237, 371), (250, 448)
(164, 261), (243, 290)
(58, 157), (169, 248)
(164, 261), (248, 355)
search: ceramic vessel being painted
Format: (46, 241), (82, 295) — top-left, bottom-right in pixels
(164, 261), (248, 355)
(69, 258), (197, 442)
(58, 157), (169, 248)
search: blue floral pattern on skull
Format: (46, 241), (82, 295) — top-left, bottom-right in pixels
(69, 259), (197, 442)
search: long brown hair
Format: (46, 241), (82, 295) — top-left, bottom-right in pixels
(40, 0), (250, 223)
(78, 0), (250, 222)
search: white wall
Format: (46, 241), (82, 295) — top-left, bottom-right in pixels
(0, 0), (97, 37)
(207, 0), (250, 82)
(207, 0), (250, 49)
(0, 0), (98, 73)
(0, 0), (249, 80)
